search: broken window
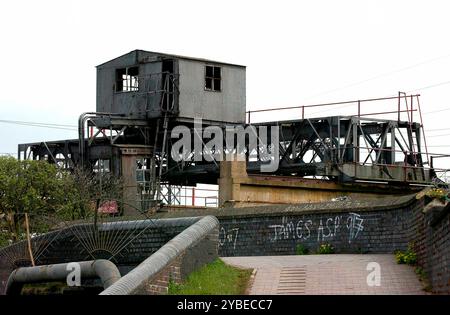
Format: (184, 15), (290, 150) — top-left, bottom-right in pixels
(116, 66), (139, 92)
(93, 159), (110, 173)
(205, 65), (221, 91)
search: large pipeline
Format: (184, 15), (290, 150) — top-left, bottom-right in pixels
(5, 259), (121, 295)
(78, 112), (125, 168)
(100, 215), (219, 295)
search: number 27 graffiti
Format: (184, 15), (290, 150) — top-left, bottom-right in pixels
(218, 227), (239, 250)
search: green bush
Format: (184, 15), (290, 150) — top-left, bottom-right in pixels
(295, 244), (309, 255)
(395, 244), (417, 265)
(425, 188), (448, 201)
(0, 157), (125, 248)
(0, 231), (11, 248)
(317, 243), (334, 254)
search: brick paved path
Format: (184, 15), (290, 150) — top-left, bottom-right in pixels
(222, 254), (426, 295)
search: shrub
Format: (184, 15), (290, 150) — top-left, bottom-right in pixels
(317, 243), (334, 254)
(425, 188), (448, 201)
(295, 244), (309, 255)
(0, 230), (11, 248)
(395, 244), (417, 265)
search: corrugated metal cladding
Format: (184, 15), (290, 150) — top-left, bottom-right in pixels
(96, 50), (246, 123)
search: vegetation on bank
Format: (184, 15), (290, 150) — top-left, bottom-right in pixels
(395, 243), (417, 265)
(395, 243), (432, 292)
(168, 258), (252, 295)
(425, 187), (449, 202)
(295, 244), (309, 255)
(0, 156), (123, 247)
(295, 243), (335, 255)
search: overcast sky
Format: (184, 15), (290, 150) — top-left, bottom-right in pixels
(1, 0), (450, 167)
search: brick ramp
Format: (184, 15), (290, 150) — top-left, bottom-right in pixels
(222, 254), (426, 295)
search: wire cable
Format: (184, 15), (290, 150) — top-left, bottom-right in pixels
(299, 53), (450, 102)
(0, 119), (77, 131)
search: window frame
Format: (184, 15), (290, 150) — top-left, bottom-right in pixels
(204, 65), (222, 92)
(115, 66), (139, 93)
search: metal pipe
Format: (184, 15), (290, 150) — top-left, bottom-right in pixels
(5, 259), (121, 295)
(100, 215), (219, 295)
(78, 112), (124, 168)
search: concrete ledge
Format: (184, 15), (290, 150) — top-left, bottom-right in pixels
(218, 158), (422, 206)
(149, 193), (418, 220)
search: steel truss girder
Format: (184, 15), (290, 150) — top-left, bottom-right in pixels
(164, 116), (432, 185)
(18, 115), (433, 186)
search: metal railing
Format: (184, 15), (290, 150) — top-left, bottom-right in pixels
(173, 186), (219, 208)
(246, 93), (422, 123)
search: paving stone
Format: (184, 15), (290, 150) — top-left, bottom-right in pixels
(222, 254), (426, 295)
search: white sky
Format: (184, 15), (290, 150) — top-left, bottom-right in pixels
(1, 0), (450, 167)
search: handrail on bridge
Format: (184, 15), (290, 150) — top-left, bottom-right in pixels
(246, 93), (421, 122)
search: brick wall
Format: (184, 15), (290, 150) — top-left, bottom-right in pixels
(411, 198), (449, 294)
(131, 225), (219, 295)
(43, 221), (195, 266)
(1, 196), (448, 294)
(213, 195), (448, 294)
(106, 216), (219, 295)
(136, 254), (183, 295)
(217, 203), (414, 257)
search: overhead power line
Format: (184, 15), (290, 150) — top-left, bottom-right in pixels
(300, 52), (450, 102)
(305, 78), (450, 117)
(0, 119), (77, 131)
(427, 127), (450, 132)
(425, 133), (450, 138)
(0, 119), (76, 127)
(423, 107), (450, 115)
(405, 80), (450, 94)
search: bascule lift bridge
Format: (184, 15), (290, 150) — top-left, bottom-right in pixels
(17, 50), (448, 213)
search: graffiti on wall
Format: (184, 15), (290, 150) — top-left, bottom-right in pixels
(218, 227), (239, 250)
(268, 212), (364, 244)
(217, 212), (365, 251)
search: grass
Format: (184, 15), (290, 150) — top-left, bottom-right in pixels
(414, 267), (433, 292)
(317, 243), (334, 254)
(168, 258), (252, 295)
(21, 282), (67, 295)
(295, 244), (309, 255)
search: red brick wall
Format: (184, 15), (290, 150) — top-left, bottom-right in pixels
(140, 254), (184, 295)
(411, 197), (450, 294)
(132, 226), (219, 295)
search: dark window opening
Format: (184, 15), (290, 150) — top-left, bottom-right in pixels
(205, 77), (213, 90)
(93, 159), (110, 173)
(206, 66), (213, 77)
(162, 59), (175, 110)
(116, 66), (139, 92)
(214, 78), (221, 91)
(205, 65), (221, 91)
(162, 59), (174, 73)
